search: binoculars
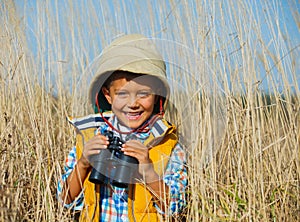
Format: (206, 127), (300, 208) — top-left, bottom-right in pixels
(89, 131), (138, 188)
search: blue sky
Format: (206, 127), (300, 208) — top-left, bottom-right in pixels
(14, 0), (299, 94)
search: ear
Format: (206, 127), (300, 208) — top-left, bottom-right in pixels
(102, 87), (112, 104)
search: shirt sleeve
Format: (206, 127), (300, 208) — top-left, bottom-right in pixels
(155, 143), (188, 215)
(57, 146), (84, 210)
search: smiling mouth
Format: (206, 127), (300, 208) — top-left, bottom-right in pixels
(125, 112), (143, 120)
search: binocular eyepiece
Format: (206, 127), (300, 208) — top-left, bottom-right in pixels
(88, 131), (139, 188)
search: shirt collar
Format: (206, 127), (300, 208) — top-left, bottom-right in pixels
(96, 114), (151, 142)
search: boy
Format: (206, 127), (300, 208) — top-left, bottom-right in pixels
(57, 34), (187, 222)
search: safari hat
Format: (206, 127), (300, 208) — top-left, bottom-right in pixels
(88, 34), (169, 112)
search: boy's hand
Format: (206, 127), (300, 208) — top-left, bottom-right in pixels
(122, 140), (158, 181)
(78, 133), (109, 169)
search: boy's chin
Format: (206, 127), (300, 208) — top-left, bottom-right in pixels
(120, 121), (144, 129)
(118, 117), (147, 129)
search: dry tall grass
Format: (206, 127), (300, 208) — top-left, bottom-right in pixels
(0, 0), (299, 221)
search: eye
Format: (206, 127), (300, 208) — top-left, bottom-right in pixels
(115, 91), (128, 98)
(137, 90), (152, 98)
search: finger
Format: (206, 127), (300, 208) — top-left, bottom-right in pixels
(124, 139), (142, 145)
(85, 149), (102, 156)
(123, 141), (148, 150)
(122, 148), (149, 162)
(97, 134), (110, 140)
(86, 142), (108, 149)
(122, 151), (141, 162)
(90, 134), (109, 143)
(86, 137), (109, 147)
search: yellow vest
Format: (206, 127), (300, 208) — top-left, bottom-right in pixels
(68, 114), (178, 222)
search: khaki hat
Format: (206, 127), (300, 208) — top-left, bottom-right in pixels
(88, 34), (169, 112)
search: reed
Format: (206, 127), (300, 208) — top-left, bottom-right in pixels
(0, 0), (298, 221)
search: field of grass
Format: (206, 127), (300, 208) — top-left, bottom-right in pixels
(0, 0), (299, 221)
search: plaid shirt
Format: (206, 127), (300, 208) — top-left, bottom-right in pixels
(57, 116), (187, 221)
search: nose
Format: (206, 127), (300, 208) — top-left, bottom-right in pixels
(127, 95), (139, 108)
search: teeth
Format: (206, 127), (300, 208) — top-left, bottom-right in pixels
(127, 112), (140, 116)
(126, 112), (141, 119)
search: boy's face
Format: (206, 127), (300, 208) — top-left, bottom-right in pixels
(102, 75), (157, 129)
